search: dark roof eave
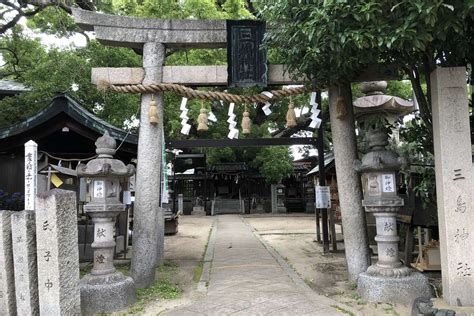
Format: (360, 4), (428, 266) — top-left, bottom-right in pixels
(0, 93), (138, 147)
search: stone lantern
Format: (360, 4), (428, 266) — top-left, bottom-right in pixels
(353, 82), (431, 304)
(77, 131), (136, 313)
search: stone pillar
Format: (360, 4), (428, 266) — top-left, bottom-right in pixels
(431, 67), (474, 306)
(36, 190), (80, 315)
(270, 184), (277, 214)
(0, 211), (16, 315)
(328, 85), (370, 281)
(11, 210), (39, 315)
(131, 42), (165, 288)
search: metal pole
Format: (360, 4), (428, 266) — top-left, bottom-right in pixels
(204, 169), (208, 215)
(316, 91), (330, 254)
(315, 184), (321, 242)
(172, 156), (176, 213)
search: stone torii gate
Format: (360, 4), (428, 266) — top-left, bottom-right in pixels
(73, 9), (474, 308)
(72, 8), (395, 288)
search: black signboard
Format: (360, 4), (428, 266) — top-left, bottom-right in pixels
(227, 20), (267, 88)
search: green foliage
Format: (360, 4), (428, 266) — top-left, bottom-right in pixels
(128, 261), (181, 314)
(260, 0), (472, 204)
(26, 6), (79, 38)
(0, 0), (297, 183)
(255, 146), (293, 183)
(260, 1), (474, 86)
(397, 117), (436, 206)
(222, 0), (255, 19)
(0, 27), (140, 129)
(352, 80), (413, 101)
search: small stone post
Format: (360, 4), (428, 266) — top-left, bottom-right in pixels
(11, 210), (39, 315)
(270, 184), (277, 214)
(36, 189), (81, 315)
(0, 211), (16, 315)
(328, 85), (371, 281)
(77, 132), (136, 313)
(431, 67), (474, 306)
(131, 42), (165, 287)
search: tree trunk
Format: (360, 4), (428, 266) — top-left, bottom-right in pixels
(328, 84), (371, 282)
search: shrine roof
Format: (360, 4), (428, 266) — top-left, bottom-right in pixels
(306, 152), (335, 176)
(0, 93), (137, 158)
(0, 80), (30, 97)
(208, 162), (248, 173)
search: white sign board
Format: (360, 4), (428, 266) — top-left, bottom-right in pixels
(382, 174), (395, 193)
(24, 140), (38, 210)
(178, 194), (184, 214)
(123, 191), (132, 205)
(93, 180), (105, 198)
(315, 186), (331, 209)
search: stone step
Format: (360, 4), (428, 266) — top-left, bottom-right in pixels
(213, 199), (241, 215)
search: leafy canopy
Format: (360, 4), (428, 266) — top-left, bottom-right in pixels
(259, 0), (474, 86)
(0, 0), (298, 183)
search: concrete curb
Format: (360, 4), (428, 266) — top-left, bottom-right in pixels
(197, 217), (217, 293)
(240, 215), (359, 315)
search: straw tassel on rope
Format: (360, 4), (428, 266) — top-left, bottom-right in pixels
(241, 106), (252, 135)
(197, 101), (209, 132)
(148, 95), (159, 124)
(286, 97), (297, 128)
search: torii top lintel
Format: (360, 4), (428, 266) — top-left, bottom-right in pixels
(72, 8), (227, 50)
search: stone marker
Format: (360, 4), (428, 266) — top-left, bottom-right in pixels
(11, 210), (39, 315)
(36, 189), (81, 315)
(0, 211), (16, 315)
(431, 67), (474, 306)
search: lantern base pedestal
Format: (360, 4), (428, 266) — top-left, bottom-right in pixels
(80, 272), (136, 314)
(357, 270), (431, 305)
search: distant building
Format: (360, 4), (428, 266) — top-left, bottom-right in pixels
(0, 80), (30, 100)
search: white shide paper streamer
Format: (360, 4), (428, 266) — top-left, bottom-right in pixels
(180, 97), (190, 135)
(308, 92), (321, 130)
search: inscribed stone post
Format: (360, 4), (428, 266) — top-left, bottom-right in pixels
(328, 85), (370, 281)
(431, 67), (474, 306)
(36, 190), (80, 315)
(131, 42), (165, 288)
(0, 211), (16, 315)
(270, 184), (277, 213)
(11, 210), (39, 315)
(24, 140), (38, 211)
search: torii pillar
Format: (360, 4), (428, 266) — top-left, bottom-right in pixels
(72, 9), (227, 288)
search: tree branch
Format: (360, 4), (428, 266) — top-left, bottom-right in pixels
(406, 66), (432, 131)
(0, 0), (76, 34)
(423, 49), (436, 111)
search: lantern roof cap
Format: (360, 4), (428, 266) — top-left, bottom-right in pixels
(77, 132), (135, 178)
(354, 81), (414, 119)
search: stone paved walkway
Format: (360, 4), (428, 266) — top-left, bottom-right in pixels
(165, 215), (348, 315)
